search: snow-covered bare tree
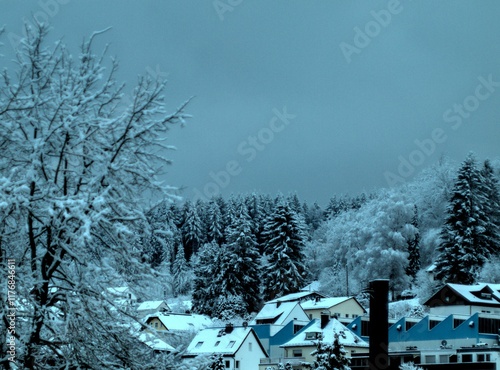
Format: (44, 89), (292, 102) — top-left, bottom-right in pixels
(0, 24), (190, 369)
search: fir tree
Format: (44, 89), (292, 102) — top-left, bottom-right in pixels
(191, 242), (225, 316)
(312, 332), (351, 370)
(207, 197), (226, 245)
(435, 154), (490, 284)
(406, 205), (421, 281)
(262, 201), (308, 301)
(481, 159), (500, 256)
(181, 200), (206, 260)
(209, 354), (225, 370)
(172, 244), (191, 296)
(220, 204), (262, 313)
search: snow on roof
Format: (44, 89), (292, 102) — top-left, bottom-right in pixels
(137, 300), (168, 311)
(138, 332), (176, 352)
(300, 297), (351, 310)
(148, 313), (212, 331)
(251, 301), (302, 325)
(301, 281), (322, 292)
(185, 327), (260, 356)
(267, 291), (325, 304)
(281, 318), (368, 349)
(446, 283), (500, 305)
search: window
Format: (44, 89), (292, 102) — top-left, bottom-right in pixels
(424, 355), (435, 364)
(305, 332), (319, 340)
(248, 342), (252, 351)
(429, 320), (440, 330)
(462, 354), (473, 363)
(227, 341), (236, 348)
(154, 322), (158, 328)
(215, 341), (220, 347)
(405, 321), (416, 331)
(479, 317), (500, 334)
(235, 361), (240, 369)
(293, 324), (304, 334)
(293, 349), (302, 357)
(439, 354), (449, 363)
(477, 354), (491, 362)
(195, 341), (203, 348)
(453, 318), (465, 329)
(225, 360), (230, 368)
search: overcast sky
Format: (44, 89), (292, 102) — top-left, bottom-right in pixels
(2, 1), (500, 205)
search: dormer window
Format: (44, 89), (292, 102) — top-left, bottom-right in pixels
(195, 341), (203, 348)
(305, 332), (319, 340)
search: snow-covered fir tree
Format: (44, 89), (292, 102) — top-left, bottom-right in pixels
(435, 154), (491, 284)
(480, 159), (500, 256)
(209, 354), (225, 370)
(191, 242), (225, 316)
(206, 197), (226, 245)
(262, 200), (308, 301)
(219, 203), (262, 313)
(406, 205), (421, 282)
(181, 200), (206, 260)
(311, 332), (351, 370)
(172, 244), (192, 296)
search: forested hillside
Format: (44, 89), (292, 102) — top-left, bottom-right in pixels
(139, 154), (500, 317)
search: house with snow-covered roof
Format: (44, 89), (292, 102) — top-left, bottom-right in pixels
(183, 324), (268, 370)
(137, 332), (176, 353)
(266, 291), (325, 304)
(424, 283), (500, 316)
(136, 300), (170, 317)
(104, 286), (137, 311)
(300, 296), (366, 321)
(145, 312), (212, 334)
(250, 301), (310, 358)
(259, 315), (367, 370)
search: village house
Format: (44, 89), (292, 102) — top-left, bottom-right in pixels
(250, 301), (310, 358)
(424, 283), (500, 316)
(183, 323), (268, 370)
(300, 296), (366, 321)
(145, 312), (212, 334)
(260, 315), (367, 370)
(136, 300), (171, 317)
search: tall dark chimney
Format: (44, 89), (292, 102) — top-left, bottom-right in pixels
(320, 311), (330, 329)
(369, 279), (389, 370)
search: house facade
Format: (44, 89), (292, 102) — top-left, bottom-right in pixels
(300, 296), (366, 321)
(183, 324), (268, 370)
(259, 316), (368, 370)
(424, 283), (500, 316)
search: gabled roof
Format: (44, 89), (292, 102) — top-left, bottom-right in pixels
(251, 301), (308, 325)
(184, 327), (268, 357)
(145, 313), (212, 331)
(301, 281), (322, 292)
(300, 296), (366, 312)
(281, 318), (367, 348)
(137, 332), (176, 352)
(137, 300), (170, 312)
(424, 283), (500, 308)
(266, 291), (326, 304)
